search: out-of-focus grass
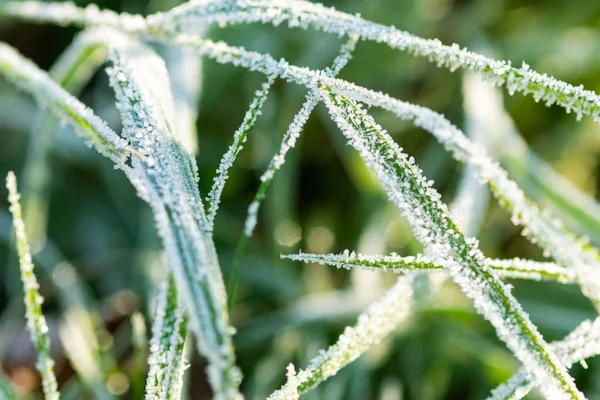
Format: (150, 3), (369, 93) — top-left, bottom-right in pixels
(0, 0), (599, 399)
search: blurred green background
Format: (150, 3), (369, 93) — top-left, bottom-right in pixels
(1, 0), (600, 398)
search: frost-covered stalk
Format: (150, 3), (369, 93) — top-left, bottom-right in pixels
(268, 278), (414, 399)
(129, 35), (599, 307)
(6, 171), (60, 400)
(22, 28), (107, 249)
(228, 36), (357, 309)
(463, 72), (600, 241)
(319, 87), (582, 399)
(152, 0), (600, 123)
(145, 275), (189, 400)
(488, 317), (600, 400)
(206, 74), (276, 227)
(284, 252), (577, 284)
(102, 29), (240, 399)
(0, 43), (130, 166)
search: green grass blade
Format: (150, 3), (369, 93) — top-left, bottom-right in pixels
(267, 278), (414, 398)
(145, 275), (188, 400)
(319, 86), (582, 399)
(463, 72), (600, 242)
(206, 75), (276, 228)
(6, 171), (60, 400)
(153, 0), (600, 124)
(0, 42), (130, 166)
(283, 252), (577, 284)
(228, 36), (357, 311)
(102, 28), (241, 399)
(489, 317), (600, 400)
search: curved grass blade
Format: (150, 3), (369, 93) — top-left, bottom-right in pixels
(145, 275), (189, 400)
(319, 87), (582, 399)
(267, 278), (414, 398)
(283, 252), (577, 284)
(463, 72), (600, 242)
(0, 42), (130, 166)
(152, 0), (600, 123)
(206, 74), (276, 228)
(6, 171), (60, 400)
(488, 317), (600, 400)
(102, 29), (241, 399)
(228, 36), (357, 311)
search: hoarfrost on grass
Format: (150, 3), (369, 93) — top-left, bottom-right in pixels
(6, 172), (60, 400)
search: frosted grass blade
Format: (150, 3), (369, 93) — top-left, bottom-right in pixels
(319, 87), (582, 399)
(268, 278), (414, 398)
(145, 275), (188, 400)
(488, 317), (600, 400)
(0, 42), (130, 166)
(0, 372), (17, 400)
(6, 171), (60, 400)
(463, 72), (600, 242)
(228, 36), (357, 310)
(152, 0), (600, 123)
(206, 75), (276, 228)
(102, 29), (240, 399)
(284, 252), (577, 284)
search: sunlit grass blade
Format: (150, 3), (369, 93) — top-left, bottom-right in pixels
(489, 317), (600, 400)
(228, 36), (357, 311)
(206, 74), (276, 228)
(463, 72), (600, 242)
(6, 171), (60, 400)
(319, 86), (582, 399)
(267, 278), (414, 398)
(283, 252), (577, 284)
(102, 28), (240, 398)
(152, 0), (600, 123)
(145, 275), (188, 400)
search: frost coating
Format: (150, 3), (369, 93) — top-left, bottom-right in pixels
(0, 42), (130, 167)
(6, 172), (60, 400)
(268, 278), (414, 398)
(320, 87), (582, 399)
(489, 317), (600, 400)
(206, 74), (276, 227)
(284, 252), (577, 284)
(153, 0), (600, 123)
(145, 275), (189, 400)
(103, 29), (241, 399)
